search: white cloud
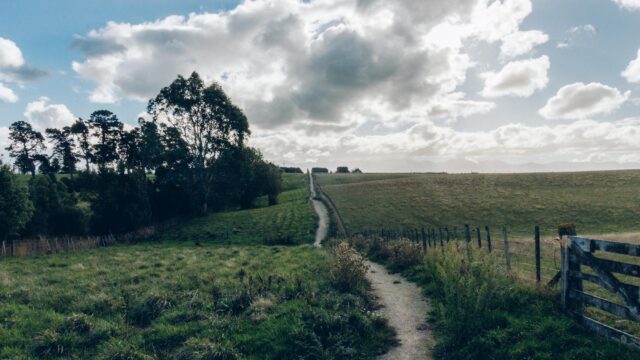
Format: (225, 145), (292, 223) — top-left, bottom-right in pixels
(0, 37), (46, 100)
(252, 118), (640, 171)
(427, 92), (495, 122)
(23, 97), (76, 132)
(0, 83), (18, 103)
(0, 37), (24, 68)
(622, 49), (640, 83)
(612, 0), (640, 10)
(480, 56), (550, 97)
(71, 0), (533, 133)
(500, 30), (548, 59)
(557, 24), (596, 49)
(539, 82), (629, 120)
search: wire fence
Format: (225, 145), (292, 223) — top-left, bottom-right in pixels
(337, 224), (564, 285)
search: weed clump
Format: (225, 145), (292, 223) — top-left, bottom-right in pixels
(330, 242), (369, 293)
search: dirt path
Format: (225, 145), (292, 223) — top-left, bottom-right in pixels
(309, 173), (329, 247)
(308, 172), (434, 358)
(367, 261), (434, 359)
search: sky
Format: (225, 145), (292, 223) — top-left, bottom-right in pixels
(1, 0), (640, 172)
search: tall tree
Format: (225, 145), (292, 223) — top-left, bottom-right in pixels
(70, 118), (92, 172)
(5, 121), (45, 176)
(88, 110), (123, 171)
(148, 72), (250, 213)
(46, 127), (78, 174)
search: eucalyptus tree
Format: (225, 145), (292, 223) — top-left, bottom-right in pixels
(148, 71), (250, 213)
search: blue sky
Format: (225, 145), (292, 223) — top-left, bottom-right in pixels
(1, 0), (640, 172)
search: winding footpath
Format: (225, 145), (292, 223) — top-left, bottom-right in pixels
(308, 173), (434, 359)
(309, 173), (329, 247)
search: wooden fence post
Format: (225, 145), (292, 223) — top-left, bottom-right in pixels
(534, 225), (541, 284)
(421, 228), (427, 253)
(560, 241), (568, 309)
(485, 225), (492, 253)
(502, 225), (511, 270)
(445, 227), (450, 243)
(476, 226), (482, 248)
(464, 224), (471, 243)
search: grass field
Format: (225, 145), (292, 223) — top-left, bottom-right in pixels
(316, 170), (640, 237)
(0, 244), (394, 359)
(163, 173), (316, 245)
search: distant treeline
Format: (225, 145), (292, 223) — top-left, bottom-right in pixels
(0, 72), (281, 243)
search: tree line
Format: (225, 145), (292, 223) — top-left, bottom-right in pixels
(0, 72), (282, 243)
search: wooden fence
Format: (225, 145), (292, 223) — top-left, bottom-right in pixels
(0, 222), (175, 259)
(562, 236), (640, 349)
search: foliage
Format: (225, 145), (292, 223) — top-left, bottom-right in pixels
(91, 172), (153, 234)
(23, 174), (88, 237)
(0, 163), (33, 241)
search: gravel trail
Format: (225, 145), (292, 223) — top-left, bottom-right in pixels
(308, 172), (434, 358)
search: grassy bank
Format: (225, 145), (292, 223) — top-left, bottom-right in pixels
(342, 236), (638, 359)
(0, 244), (394, 359)
(316, 170), (640, 237)
(162, 173), (316, 245)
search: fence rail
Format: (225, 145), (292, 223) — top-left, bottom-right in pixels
(562, 236), (640, 349)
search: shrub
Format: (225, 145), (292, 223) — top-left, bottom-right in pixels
(330, 242), (368, 293)
(385, 240), (422, 270)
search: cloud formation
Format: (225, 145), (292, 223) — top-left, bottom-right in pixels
(0, 83), (18, 103)
(622, 49), (640, 83)
(612, 0), (640, 10)
(23, 97), (76, 132)
(0, 37), (47, 102)
(500, 30), (548, 59)
(480, 56), (550, 97)
(71, 0), (542, 130)
(539, 82), (629, 120)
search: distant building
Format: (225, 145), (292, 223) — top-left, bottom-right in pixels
(352, 168), (363, 174)
(280, 167), (303, 173)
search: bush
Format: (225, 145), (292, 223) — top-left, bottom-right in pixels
(330, 242), (368, 293)
(385, 240), (423, 270)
